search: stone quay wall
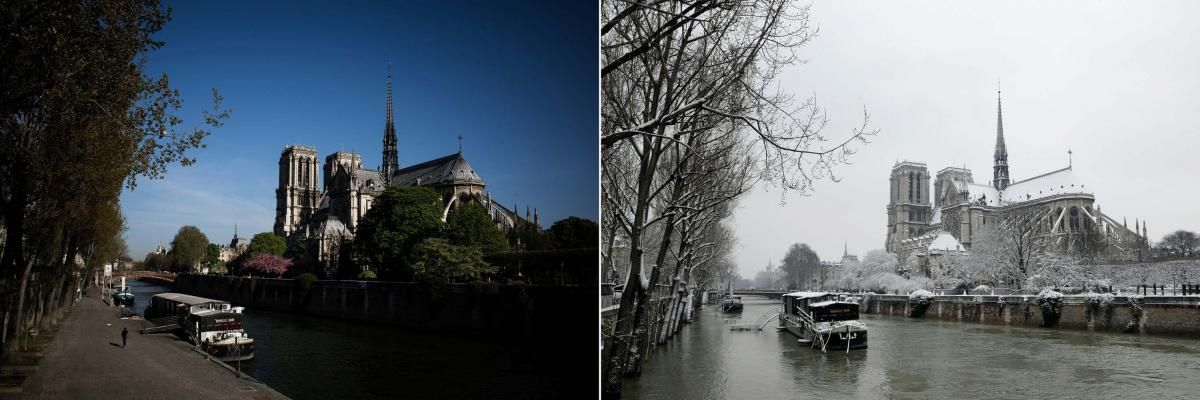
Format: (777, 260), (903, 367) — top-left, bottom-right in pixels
(173, 274), (589, 342)
(863, 293), (1200, 335)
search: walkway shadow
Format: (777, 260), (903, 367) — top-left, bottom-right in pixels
(109, 342), (123, 348)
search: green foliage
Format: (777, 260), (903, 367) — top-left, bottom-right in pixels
(507, 221), (552, 251)
(354, 185), (444, 280)
(548, 217), (598, 250)
(445, 203), (510, 254)
(356, 270), (378, 280)
(170, 226), (209, 272)
(295, 273), (319, 294)
(410, 238), (497, 283)
(143, 252), (171, 271)
(247, 232), (286, 256)
(203, 243), (221, 267)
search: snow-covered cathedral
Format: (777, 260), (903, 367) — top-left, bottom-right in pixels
(273, 67), (533, 267)
(885, 91), (1149, 274)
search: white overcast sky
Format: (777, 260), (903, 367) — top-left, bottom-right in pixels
(731, 1), (1200, 279)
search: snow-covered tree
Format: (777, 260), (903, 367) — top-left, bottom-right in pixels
(930, 252), (969, 290)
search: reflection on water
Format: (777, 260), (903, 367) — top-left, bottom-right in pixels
(625, 296), (1200, 399)
(126, 280), (589, 399)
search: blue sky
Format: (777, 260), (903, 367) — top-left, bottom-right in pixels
(123, 1), (597, 258)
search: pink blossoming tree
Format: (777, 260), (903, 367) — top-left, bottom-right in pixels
(243, 253), (292, 277)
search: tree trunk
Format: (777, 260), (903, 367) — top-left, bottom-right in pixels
(9, 258), (35, 352)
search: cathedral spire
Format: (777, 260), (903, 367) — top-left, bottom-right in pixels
(382, 64), (399, 182)
(992, 89), (1010, 191)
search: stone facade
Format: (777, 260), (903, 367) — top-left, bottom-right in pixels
(885, 92), (1148, 269)
(272, 69), (530, 269)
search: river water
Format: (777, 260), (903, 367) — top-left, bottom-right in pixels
(624, 295), (1200, 399)
(126, 280), (590, 399)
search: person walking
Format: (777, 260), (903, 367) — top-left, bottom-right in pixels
(121, 327), (129, 348)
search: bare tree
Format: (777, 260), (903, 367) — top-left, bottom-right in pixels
(965, 207), (1054, 288)
(781, 243), (820, 289)
(600, 1), (876, 395)
(1159, 230), (1200, 258)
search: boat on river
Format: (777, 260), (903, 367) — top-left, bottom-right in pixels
(720, 295), (744, 313)
(112, 288), (135, 307)
(720, 281), (743, 313)
(779, 292), (867, 351)
(145, 293), (255, 361)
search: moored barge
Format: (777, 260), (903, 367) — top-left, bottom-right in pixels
(779, 292), (867, 351)
(145, 293), (255, 361)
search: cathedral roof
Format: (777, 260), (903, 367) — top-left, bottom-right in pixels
(928, 231), (964, 252)
(354, 169), (387, 193)
(966, 183), (1001, 206)
(314, 215), (350, 238)
(1002, 166), (1089, 204)
(391, 153), (485, 187)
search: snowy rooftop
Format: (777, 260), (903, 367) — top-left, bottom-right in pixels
(928, 231), (964, 252)
(1002, 166), (1090, 203)
(966, 183), (1000, 206)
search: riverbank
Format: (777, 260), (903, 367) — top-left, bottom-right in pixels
(174, 274), (590, 342)
(15, 289), (287, 399)
(863, 293), (1200, 335)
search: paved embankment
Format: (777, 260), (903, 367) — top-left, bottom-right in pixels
(17, 290), (287, 399)
(864, 293), (1200, 335)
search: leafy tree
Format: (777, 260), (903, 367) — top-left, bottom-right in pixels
(409, 238), (496, 283)
(170, 226), (209, 272)
(507, 220), (551, 251)
(548, 216), (598, 250)
(247, 232), (286, 256)
(445, 203), (510, 254)
(354, 185), (444, 280)
(242, 253), (292, 277)
(203, 244), (221, 266)
(144, 252), (171, 271)
(0, 0), (229, 351)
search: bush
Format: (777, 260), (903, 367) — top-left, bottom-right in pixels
(1037, 289), (1064, 327)
(295, 273), (319, 293)
(1085, 292), (1115, 324)
(356, 270), (377, 281)
(907, 289), (935, 318)
(1126, 294), (1144, 332)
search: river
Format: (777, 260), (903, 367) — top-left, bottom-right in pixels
(126, 280), (590, 399)
(624, 295), (1200, 399)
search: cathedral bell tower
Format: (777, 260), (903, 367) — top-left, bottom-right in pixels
(992, 90), (1010, 191)
(275, 145), (320, 237)
(886, 161), (932, 253)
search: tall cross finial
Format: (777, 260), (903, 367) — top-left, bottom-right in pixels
(1068, 148), (1072, 167)
(457, 133), (463, 153)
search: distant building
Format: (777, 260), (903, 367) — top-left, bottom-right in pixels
(820, 244), (858, 287)
(886, 91), (1147, 273)
(273, 68), (534, 270)
(217, 225), (249, 262)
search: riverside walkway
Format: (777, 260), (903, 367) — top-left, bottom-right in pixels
(18, 290), (287, 399)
